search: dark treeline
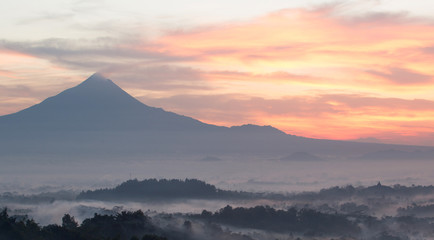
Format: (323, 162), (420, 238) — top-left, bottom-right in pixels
(191, 205), (434, 239)
(397, 203), (434, 217)
(0, 190), (77, 204)
(4, 201), (434, 239)
(293, 182), (434, 201)
(193, 205), (360, 237)
(77, 178), (255, 201)
(0, 208), (256, 240)
(4, 205), (434, 240)
(0, 208), (166, 240)
(77, 178), (434, 203)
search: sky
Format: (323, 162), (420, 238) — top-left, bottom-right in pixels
(1, 0), (434, 146)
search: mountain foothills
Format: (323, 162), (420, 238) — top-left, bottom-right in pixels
(0, 73), (432, 160)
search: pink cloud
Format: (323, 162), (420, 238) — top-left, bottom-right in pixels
(366, 67), (432, 85)
(2, 6), (434, 145)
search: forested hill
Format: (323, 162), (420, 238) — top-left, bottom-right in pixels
(77, 178), (434, 202)
(77, 179), (254, 201)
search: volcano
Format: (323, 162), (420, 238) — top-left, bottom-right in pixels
(0, 73), (222, 132)
(0, 73), (431, 160)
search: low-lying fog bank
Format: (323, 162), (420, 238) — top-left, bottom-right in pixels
(3, 179), (434, 240)
(3, 156), (434, 239)
(1, 156), (434, 194)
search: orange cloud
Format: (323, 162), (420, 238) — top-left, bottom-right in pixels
(3, 6), (434, 145)
(0, 50), (88, 115)
(137, 93), (434, 145)
(148, 7), (434, 90)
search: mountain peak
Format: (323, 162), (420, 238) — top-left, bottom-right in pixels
(77, 72), (115, 88)
(85, 72), (110, 82)
(0, 73), (213, 132)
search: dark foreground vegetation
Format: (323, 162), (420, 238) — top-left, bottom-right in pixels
(4, 203), (434, 240)
(1, 207), (258, 240)
(0, 208), (166, 240)
(194, 205), (360, 236)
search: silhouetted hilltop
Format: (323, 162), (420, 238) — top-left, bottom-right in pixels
(280, 152), (323, 161)
(77, 179), (253, 201)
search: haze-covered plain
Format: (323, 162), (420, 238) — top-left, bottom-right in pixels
(4, 177), (434, 239)
(2, 156), (434, 194)
(2, 74), (434, 240)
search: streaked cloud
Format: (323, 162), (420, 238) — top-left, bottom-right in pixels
(1, 3), (434, 145)
(367, 67), (432, 85)
(138, 93), (434, 144)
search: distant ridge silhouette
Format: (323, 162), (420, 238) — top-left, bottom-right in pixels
(0, 73), (432, 159)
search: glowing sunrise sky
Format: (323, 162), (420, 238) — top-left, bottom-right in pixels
(2, 0), (434, 145)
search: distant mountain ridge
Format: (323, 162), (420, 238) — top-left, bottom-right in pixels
(0, 73), (432, 160)
(359, 149), (434, 160)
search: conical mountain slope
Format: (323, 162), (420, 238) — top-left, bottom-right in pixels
(0, 73), (430, 159)
(0, 73), (219, 132)
(0, 73), (292, 158)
